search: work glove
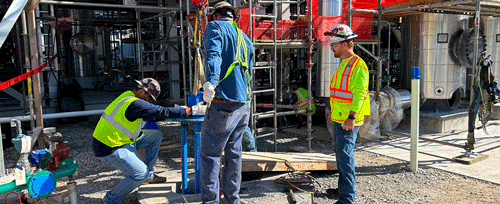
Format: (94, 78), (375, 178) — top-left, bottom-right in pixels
(203, 82), (216, 103)
(192, 102), (207, 116)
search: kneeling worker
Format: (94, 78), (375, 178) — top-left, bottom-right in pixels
(289, 78), (316, 128)
(93, 78), (205, 204)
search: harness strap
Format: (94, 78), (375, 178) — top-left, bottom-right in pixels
(219, 21), (251, 100)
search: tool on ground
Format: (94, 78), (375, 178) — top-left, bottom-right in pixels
(242, 152), (319, 195)
(286, 188), (297, 204)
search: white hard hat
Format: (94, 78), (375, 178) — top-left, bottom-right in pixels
(324, 24), (358, 44)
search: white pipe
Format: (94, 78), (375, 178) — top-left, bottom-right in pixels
(0, 110), (104, 124)
(410, 67), (420, 172)
(40, 0), (177, 11)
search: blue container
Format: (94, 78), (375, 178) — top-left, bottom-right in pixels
(188, 91), (205, 107)
(144, 122), (159, 130)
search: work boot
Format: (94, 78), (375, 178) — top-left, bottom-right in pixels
(143, 175), (167, 184)
(326, 188), (339, 198)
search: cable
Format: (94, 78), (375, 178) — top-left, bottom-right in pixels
(5, 192), (24, 204)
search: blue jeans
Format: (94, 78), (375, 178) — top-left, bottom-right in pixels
(201, 102), (249, 204)
(242, 126), (257, 152)
(332, 122), (358, 204)
(100, 129), (162, 204)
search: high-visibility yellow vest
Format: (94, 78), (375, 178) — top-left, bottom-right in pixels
(329, 54), (370, 126)
(294, 87), (316, 116)
(93, 91), (145, 147)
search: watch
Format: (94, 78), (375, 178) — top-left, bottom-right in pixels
(347, 115), (355, 120)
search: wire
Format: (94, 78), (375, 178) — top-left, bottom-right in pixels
(5, 192), (24, 204)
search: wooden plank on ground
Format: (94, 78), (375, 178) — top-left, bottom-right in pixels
(452, 153), (489, 165)
(242, 152), (336, 172)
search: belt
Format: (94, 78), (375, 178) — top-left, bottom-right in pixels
(212, 98), (241, 104)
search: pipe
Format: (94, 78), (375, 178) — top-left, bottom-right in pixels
(256, 104), (298, 109)
(51, 158), (79, 179)
(466, 0), (481, 153)
(254, 109), (307, 119)
(40, 0), (177, 11)
(0, 172), (31, 194)
(0, 110), (104, 124)
(0, 126), (3, 177)
(11, 119), (22, 136)
(410, 67), (420, 172)
(0, 158), (78, 195)
(67, 181), (77, 204)
(179, 1), (187, 105)
(307, 0), (313, 152)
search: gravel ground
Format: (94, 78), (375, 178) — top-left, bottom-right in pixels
(3, 116), (500, 204)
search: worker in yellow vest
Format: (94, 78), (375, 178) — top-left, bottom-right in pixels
(324, 24), (370, 204)
(92, 78), (204, 204)
(289, 78), (316, 128)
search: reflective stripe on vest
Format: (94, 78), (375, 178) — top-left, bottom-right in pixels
(295, 89), (315, 107)
(101, 96), (144, 140)
(330, 56), (359, 101)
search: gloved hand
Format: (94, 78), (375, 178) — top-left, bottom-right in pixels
(203, 82), (216, 103)
(192, 102), (207, 116)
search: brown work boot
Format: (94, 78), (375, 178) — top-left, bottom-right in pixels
(143, 175), (167, 184)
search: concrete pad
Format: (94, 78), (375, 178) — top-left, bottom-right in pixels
(491, 103), (500, 119)
(419, 109), (471, 133)
(361, 120), (500, 185)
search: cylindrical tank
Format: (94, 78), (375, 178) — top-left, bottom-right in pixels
(402, 13), (469, 101)
(316, 0), (343, 98)
(484, 17), (500, 84)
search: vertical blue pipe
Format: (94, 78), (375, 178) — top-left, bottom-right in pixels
(194, 122), (202, 194)
(181, 122), (188, 194)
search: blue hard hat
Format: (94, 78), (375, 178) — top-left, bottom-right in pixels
(291, 78), (301, 84)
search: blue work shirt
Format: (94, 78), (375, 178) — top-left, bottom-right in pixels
(204, 18), (254, 103)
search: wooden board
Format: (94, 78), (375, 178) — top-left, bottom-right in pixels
(242, 152), (337, 172)
(452, 153), (489, 165)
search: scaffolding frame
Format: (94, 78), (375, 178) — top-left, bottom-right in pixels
(247, 0), (314, 151)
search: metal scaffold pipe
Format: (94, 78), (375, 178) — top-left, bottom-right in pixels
(307, 0), (313, 152)
(40, 0), (178, 12)
(466, 0), (481, 153)
(0, 110), (105, 124)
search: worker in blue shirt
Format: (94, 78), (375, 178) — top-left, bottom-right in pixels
(93, 78), (204, 204)
(201, 2), (254, 204)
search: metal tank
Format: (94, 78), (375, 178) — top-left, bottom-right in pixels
(316, 0), (342, 98)
(402, 13), (469, 107)
(484, 16), (500, 84)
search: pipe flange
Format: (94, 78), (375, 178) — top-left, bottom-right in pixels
(70, 32), (96, 55)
